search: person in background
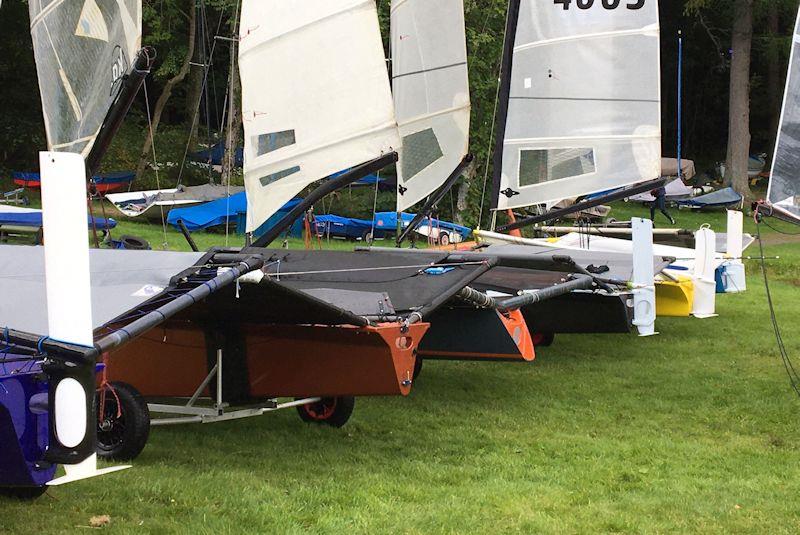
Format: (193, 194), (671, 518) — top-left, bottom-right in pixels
(650, 186), (675, 225)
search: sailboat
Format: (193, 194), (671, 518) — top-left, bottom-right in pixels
(756, 5), (800, 225)
(1, 0), (541, 469)
(1, 0), (147, 496)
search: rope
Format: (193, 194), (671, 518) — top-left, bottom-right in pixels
(143, 82), (169, 250)
(756, 219), (800, 398)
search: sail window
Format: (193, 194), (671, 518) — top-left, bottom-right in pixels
(260, 166), (300, 187)
(401, 128), (444, 182)
(256, 130), (296, 156)
(518, 148), (596, 187)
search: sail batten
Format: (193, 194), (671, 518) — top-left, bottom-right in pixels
(391, 0), (470, 212)
(492, 1), (661, 211)
(768, 6), (800, 219)
(29, 0), (142, 158)
(240, 0), (399, 232)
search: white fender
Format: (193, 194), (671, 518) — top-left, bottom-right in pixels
(691, 226), (718, 318)
(39, 152), (129, 486)
(631, 218), (657, 336)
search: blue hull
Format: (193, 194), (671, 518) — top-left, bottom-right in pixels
(0, 359), (55, 491)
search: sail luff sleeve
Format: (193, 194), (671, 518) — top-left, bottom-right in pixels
(491, 0), (523, 211)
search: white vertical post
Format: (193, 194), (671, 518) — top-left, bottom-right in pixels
(631, 218), (657, 337)
(691, 227), (718, 318)
(724, 210), (747, 292)
(40, 152), (129, 486)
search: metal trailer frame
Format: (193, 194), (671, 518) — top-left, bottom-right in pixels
(145, 348), (322, 426)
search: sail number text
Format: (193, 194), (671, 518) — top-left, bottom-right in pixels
(554, 0), (645, 10)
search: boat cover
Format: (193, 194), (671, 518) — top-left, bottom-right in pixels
(676, 187), (742, 209)
(0, 206), (116, 230)
(0, 246), (496, 339)
(373, 212), (472, 240)
(166, 193), (301, 232)
(0, 246), (203, 336)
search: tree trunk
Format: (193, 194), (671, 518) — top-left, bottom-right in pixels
(455, 160), (477, 226)
(184, 14), (205, 151)
(221, 31), (242, 186)
(135, 4), (197, 184)
(724, 0), (754, 199)
(765, 3), (781, 167)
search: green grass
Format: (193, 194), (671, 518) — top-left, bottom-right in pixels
(2, 204), (800, 533)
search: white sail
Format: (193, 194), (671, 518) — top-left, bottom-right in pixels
(391, 0), (470, 212)
(768, 6), (800, 220)
(29, 0), (142, 157)
(240, 0), (400, 232)
(493, 0), (661, 211)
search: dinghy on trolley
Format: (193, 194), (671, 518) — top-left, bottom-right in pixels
(755, 4), (800, 225)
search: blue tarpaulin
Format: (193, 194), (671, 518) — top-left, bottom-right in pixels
(167, 192), (303, 237)
(190, 142), (245, 168)
(374, 212), (472, 240)
(314, 215), (375, 239)
(0, 208), (116, 230)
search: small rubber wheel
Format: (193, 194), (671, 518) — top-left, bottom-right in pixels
(439, 232), (451, 247)
(96, 382), (150, 461)
(0, 486), (47, 500)
(296, 396), (355, 428)
(362, 231), (374, 244)
(532, 332), (555, 348)
(413, 356), (423, 381)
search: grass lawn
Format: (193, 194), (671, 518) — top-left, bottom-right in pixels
(2, 203), (800, 533)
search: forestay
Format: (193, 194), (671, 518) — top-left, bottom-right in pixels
(29, 0), (142, 157)
(391, 0), (470, 212)
(492, 0), (661, 211)
(768, 5), (800, 221)
(240, 0), (400, 232)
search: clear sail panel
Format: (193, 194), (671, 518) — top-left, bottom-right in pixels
(29, 0), (142, 156)
(494, 0), (660, 211)
(391, 0), (470, 212)
(240, 0), (400, 232)
(769, 8), (800, 220)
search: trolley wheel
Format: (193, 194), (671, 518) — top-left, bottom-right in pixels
(296, 396), (355, 428)
(362, 231), (374, 244)
(413, 356), (423, 381)
(0, 486), (47, 500)
(532, 332), (555, 348)
(439, 232), (451, 247)
(95, 382), (150, 461)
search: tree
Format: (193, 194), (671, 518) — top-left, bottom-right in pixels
(725, 0), (755, 198)
(134, 1), (196, 183)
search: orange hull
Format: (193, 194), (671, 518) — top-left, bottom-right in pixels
(106, 322), (429, 399)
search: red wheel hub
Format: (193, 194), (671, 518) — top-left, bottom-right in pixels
(303, 398), (337, 420)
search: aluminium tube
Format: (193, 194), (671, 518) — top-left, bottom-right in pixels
(95, 255), (265, 353)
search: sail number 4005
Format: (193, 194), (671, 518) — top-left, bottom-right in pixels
(555, 0), (645, 9)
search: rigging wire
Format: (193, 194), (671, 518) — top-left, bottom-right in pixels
(143, 82), (169, 250)
(756, 218), (800, 398)
(175, 5), (228, 188)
